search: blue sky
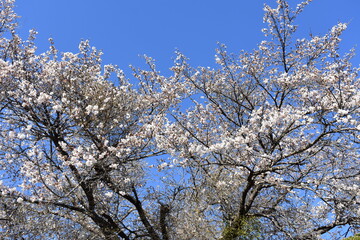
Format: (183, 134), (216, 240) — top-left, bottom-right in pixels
(14, 0), (360, 76)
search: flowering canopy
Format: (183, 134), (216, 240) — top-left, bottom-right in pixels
(1, 0), (360, 239)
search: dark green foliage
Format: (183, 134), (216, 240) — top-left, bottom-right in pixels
(221, 215), (261, 240)
(343, 234), (360, 240)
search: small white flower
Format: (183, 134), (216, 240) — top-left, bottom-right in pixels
(26, 124), (33, 131)
(85, 105), (99, 115)
(53, 104), (62, 111)
(110, 163), (118, 169)
(17, 132), (26, 140)
(37, 92), (51, 104)
(158, 162), (168, 170)
(105, 192), (113, 198)
(337, 109), (349, 116)
(8, 131), (16, 139)
(85, 154), (96, 166)
(215, 56), (221, 63)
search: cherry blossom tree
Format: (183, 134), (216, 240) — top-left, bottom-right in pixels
(157, 0), (360, 239)
(1, 0), (360, 239)
(0, 0), (179, 239)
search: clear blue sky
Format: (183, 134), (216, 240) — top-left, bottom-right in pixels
(14, 0), (360, 76)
